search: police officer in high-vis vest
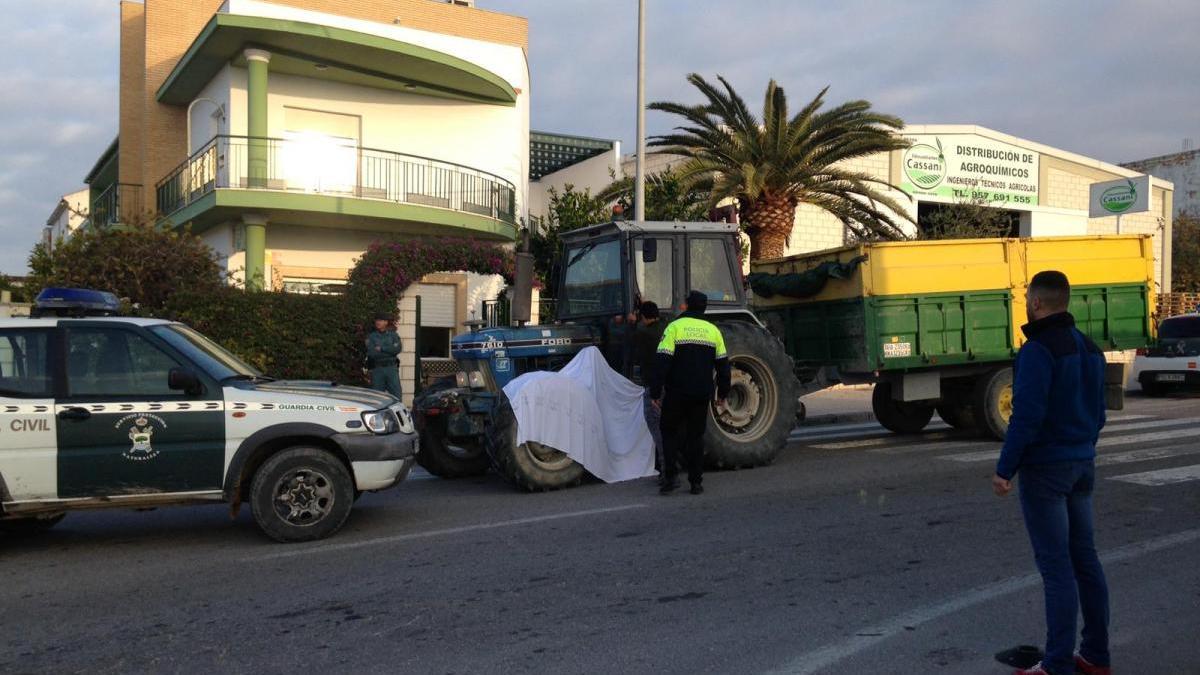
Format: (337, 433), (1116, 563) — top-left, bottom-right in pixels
(366, 313), (403, 400)
(649, 291), (731, 495)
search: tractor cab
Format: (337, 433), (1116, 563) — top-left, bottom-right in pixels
(554, 221), (754, 377)
(556, 220), (750, 326)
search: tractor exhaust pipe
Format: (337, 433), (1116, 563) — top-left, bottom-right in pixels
(511, 228), (533, 326)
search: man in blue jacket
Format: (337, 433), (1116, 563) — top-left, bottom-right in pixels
(993, 271), (1111, 675)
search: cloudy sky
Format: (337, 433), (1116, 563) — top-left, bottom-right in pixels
(1, 0), (1197, 274)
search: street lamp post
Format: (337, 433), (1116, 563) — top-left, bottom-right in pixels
(634, 0), (646, 223)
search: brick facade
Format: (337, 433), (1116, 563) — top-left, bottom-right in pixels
(119, 0), (527, 206)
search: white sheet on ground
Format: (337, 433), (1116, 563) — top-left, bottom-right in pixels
(502, 346), (656, 483)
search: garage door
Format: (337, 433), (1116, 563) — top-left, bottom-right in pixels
(413, 284), (456, 328)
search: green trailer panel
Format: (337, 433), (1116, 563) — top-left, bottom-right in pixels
(760, 283), (1151, 376)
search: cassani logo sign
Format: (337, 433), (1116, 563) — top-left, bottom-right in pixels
(903, 138), (947, 189)
(1100, 179), (1137, 214)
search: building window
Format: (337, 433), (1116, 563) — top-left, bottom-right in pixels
(419, 327), (452, 358)
(282, 278), (347, 295)
(282, 107), (361, 195)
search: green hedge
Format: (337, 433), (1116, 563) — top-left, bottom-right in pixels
(161, 287), (367, 384)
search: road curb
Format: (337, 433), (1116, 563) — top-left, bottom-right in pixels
(798, 411), (876, 427)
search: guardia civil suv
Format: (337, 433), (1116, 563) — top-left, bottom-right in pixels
(0, 288), (418, 543)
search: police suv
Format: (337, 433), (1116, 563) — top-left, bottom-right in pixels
(0, 288), (418, 542)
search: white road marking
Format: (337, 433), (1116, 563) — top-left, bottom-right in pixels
(407, 467), (439, 481)
(1108, 464), (1200, 486)
(244, 503), (650, 563)
(1095, 445), (1200, 467)
(790, 421), (890, 438)
(790, 415), (1151, 445)
(938, 422), (1200, 464)
(810, 429), (954, 450)
(767, 527), (1200, 675)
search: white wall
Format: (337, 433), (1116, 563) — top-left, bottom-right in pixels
(189, 65), (233, 153)
(1023, 209), (1089, 237)
(529, 144), (621, 222)
(466, 272), (506, 320)
(220, 0), (530, 220)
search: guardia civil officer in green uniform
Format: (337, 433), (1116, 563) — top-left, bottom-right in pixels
(366, 313), (403, 400)
(649, 291), (731, 495)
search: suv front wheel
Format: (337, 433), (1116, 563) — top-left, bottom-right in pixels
(250, 446), (355, 543)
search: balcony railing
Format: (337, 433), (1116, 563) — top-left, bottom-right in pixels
(156, 135), (517, 225)
(89, 183), (144, 228)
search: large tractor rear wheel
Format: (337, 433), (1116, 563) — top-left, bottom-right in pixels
(486, 394), (586, 491)
(706, 322), (800, 469)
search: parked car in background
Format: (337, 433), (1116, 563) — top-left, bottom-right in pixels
(1131, 313), (1200, 396)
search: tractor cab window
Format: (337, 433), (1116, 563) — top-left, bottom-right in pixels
(633, 237), (674, 310)
(688, 238), (738, 303)
(562, 238), (623, 316)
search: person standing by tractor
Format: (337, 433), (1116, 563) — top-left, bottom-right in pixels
(992, 271), (1111, 675)
(366, 313), (403, 400)
(650, 291), (730, 495)
(632, 301), (667, 476)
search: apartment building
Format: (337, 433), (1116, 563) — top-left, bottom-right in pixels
(84, 0), (529, 294)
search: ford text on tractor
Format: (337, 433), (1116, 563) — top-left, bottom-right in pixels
(412, 221), (800, 491)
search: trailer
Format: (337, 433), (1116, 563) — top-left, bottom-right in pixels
(750, 235), (1156, 439)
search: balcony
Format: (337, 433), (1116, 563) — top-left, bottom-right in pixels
(88, 183), (144, 229)
(155, 135), (517, 240)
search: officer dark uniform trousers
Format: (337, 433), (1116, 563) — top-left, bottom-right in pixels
(650, 293), (731, 493)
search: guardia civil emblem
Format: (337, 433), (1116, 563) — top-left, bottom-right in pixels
(116, 413), (167, 461)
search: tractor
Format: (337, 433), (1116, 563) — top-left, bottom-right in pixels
(412, 221), (800, 491)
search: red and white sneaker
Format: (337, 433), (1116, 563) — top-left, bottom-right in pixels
(1014, 663), (1057, 675)
(1075, 654), (1112, 675)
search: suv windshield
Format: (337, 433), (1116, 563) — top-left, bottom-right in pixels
(149, 324), (262, 381)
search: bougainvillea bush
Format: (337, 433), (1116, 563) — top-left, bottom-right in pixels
(30, 225), (516, 383)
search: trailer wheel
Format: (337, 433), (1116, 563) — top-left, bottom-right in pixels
(707, 322), (800, 468)
(872, 382), (935, 434)
(486, 394), (586, 492)
(936, 400), (978, 431)
(973, 367), (1014, 440)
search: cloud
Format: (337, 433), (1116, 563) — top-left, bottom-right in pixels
(2, 0), (1197, 274)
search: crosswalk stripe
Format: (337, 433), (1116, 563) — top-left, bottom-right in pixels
(841, 417), (1171, 455)
(1096, 445), (1200, 467)
(1108, 465), (1200, 486)
(810, 430), (955, 450)
(790, 421), (889, 438)
(939, 425), (1200, 464)
(796, 414), (1154, 448)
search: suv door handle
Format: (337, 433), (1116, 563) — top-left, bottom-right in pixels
(58, 407), (92, 421)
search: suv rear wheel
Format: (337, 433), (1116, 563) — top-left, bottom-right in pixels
(250, 447), (354, 543)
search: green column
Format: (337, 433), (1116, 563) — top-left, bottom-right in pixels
(244, 49), (270, 290)
(243, 215), (267, 290)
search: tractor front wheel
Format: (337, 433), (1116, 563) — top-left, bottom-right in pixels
(486, 394), (586, 491)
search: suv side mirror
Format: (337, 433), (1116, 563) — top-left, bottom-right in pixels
(641, 239), (657, 263)
(168, 368), (203, 396)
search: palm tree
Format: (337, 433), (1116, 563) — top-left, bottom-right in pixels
(649, 74), (914, 260)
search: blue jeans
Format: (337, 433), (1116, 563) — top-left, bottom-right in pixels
(642, 388), (663, 471)
(1018, 460), (1110, 674)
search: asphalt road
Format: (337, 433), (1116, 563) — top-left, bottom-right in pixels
(3, 393), (1199, 674)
